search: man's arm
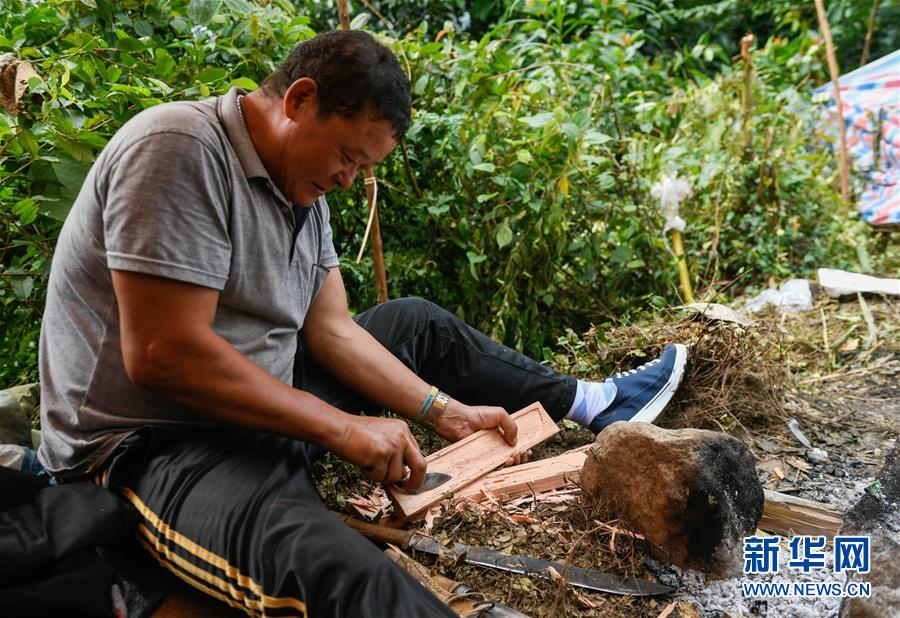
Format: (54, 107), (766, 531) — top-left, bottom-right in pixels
(111, 269), (427, 486)
(303, 268), (519, 446)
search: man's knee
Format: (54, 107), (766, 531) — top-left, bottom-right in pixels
(378, 296), (436, 321)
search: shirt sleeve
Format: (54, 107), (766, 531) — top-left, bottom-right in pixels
(317, 197), (340, 269)
(102, 131), (232, 290)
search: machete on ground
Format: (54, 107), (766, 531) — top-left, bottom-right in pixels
(342, 515), (675, 597)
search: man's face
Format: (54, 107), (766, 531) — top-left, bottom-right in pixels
(270, 79), (398, 207)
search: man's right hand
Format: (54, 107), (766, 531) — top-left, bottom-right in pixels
(329, 415), (427, 488)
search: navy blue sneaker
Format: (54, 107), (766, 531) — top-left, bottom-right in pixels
(589, 343), (688, 433)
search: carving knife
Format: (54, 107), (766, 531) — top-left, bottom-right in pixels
(342, 516), (675, 597)
(392, 471), (452, 495)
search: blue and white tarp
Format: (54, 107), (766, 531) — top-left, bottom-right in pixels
(815, 49), (900, 225)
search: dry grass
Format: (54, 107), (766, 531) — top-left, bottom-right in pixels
(554, 309), (790, 438)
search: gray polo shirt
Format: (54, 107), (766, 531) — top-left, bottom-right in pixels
(38, 88), (339, 478)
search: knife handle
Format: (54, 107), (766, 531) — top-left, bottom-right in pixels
(341, 515), (415, 548)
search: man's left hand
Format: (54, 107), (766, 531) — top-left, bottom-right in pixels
(431, 400), (531, 466)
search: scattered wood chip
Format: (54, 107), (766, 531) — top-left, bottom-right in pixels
(656, 600), (678, 618)
(785, 456), (812, 472)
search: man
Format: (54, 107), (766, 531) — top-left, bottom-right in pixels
(38, 30), (686, 616)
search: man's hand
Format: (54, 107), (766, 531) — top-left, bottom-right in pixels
(329, 415), (427, 487)
(430, 400), (530, 466)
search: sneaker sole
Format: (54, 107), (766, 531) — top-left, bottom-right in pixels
(630, 343), (688, 424)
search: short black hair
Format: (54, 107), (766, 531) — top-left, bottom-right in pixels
(262, 30), (411, 139)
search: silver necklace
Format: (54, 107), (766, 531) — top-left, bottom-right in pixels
(236, 94), (245, 121)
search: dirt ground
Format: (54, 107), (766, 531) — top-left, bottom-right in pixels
(316, 292), (899, 618)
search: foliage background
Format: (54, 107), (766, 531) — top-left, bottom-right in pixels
(1, 0), (897, 385)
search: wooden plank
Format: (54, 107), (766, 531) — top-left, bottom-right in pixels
(387, 402), (559, 518)
(454, 446), (588, 503)
(759, 489), (844, 538)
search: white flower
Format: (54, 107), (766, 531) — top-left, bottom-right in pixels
(651, 173), (692, 234)
(651, 173), (692, 218)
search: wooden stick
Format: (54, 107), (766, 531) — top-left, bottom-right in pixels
(759, 489), (844, 538)
(336, 0), (351, 29)
(336, 0), (389, 302)
(387, 403), (559, 518)
(454, 446), (588, 503)
(860, 0), (880, 67)
(814, 0), (851, 206)
(740, 33), (754, 153)
(366, 167), (389, 303)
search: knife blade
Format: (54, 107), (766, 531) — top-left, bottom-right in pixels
(392, 471), (452, 495)
(342, 516), (674, 597)
(408, 535), (673, 596)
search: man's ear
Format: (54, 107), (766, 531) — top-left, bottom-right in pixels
(283, 77), (318, 120)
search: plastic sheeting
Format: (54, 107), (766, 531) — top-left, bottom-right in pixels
(815, 49), (900, 225)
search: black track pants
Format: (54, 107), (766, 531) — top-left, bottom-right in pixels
(105, 298), (576, 617)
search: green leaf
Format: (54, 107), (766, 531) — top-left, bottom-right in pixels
(427, 204), (450, 216)
(626, 259), (645, 269)
(516, 150), (533, 164)
(350, 13), (371, 29)
(41, 158), (92, 221)
(413, 74), (429, 96)
(223, 0), (254, 12)
(188, 0), (222, 24)
(107, 66), (123, 83)
(155, 48), (176, 77)
(229, 77), (259, 90)
(476, 192), (497, 203)
(11, 277), (34, 300)
(520, 112), (554, 128)
(496, 223), (513, 248)
(199, 67), (228, 84)
(12, 199), (38, 226)
(472, 162), (495, 173)
(584, 130), (612, 145)
(16, 130), (40, 157)
(466, 251), (487, 265)
(116, 36), (145, 52)
(134, 19), (154, 37)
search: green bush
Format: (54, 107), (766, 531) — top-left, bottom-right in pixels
(0, 0), (885, 386)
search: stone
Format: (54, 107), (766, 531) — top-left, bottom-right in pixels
(580, 422), (764, 576)
(0, 383), (39, 448)
(840, 439), (900, 618)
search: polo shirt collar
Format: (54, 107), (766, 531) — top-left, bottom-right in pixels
(219, 87), (277, 183)
(219, 87), (321, 214)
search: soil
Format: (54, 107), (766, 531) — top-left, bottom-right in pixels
(315, 293), (899, 617)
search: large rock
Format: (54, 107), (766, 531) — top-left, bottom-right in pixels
(581, 422), (764, 576)
(840, 439), (900, 618)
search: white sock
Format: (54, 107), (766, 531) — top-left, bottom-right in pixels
(565, 380), (617, 426)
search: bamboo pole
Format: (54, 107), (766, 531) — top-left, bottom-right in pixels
(670, 229), (694, 303)
(860, 0), (880, 67)
(740, 33), (754, 154)
(336, 0), (389, 302)
(814, 0), (851, 206)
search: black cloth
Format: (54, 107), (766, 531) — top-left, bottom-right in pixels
(0, 466), (136, 617)
(102, 297), (577, 617)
